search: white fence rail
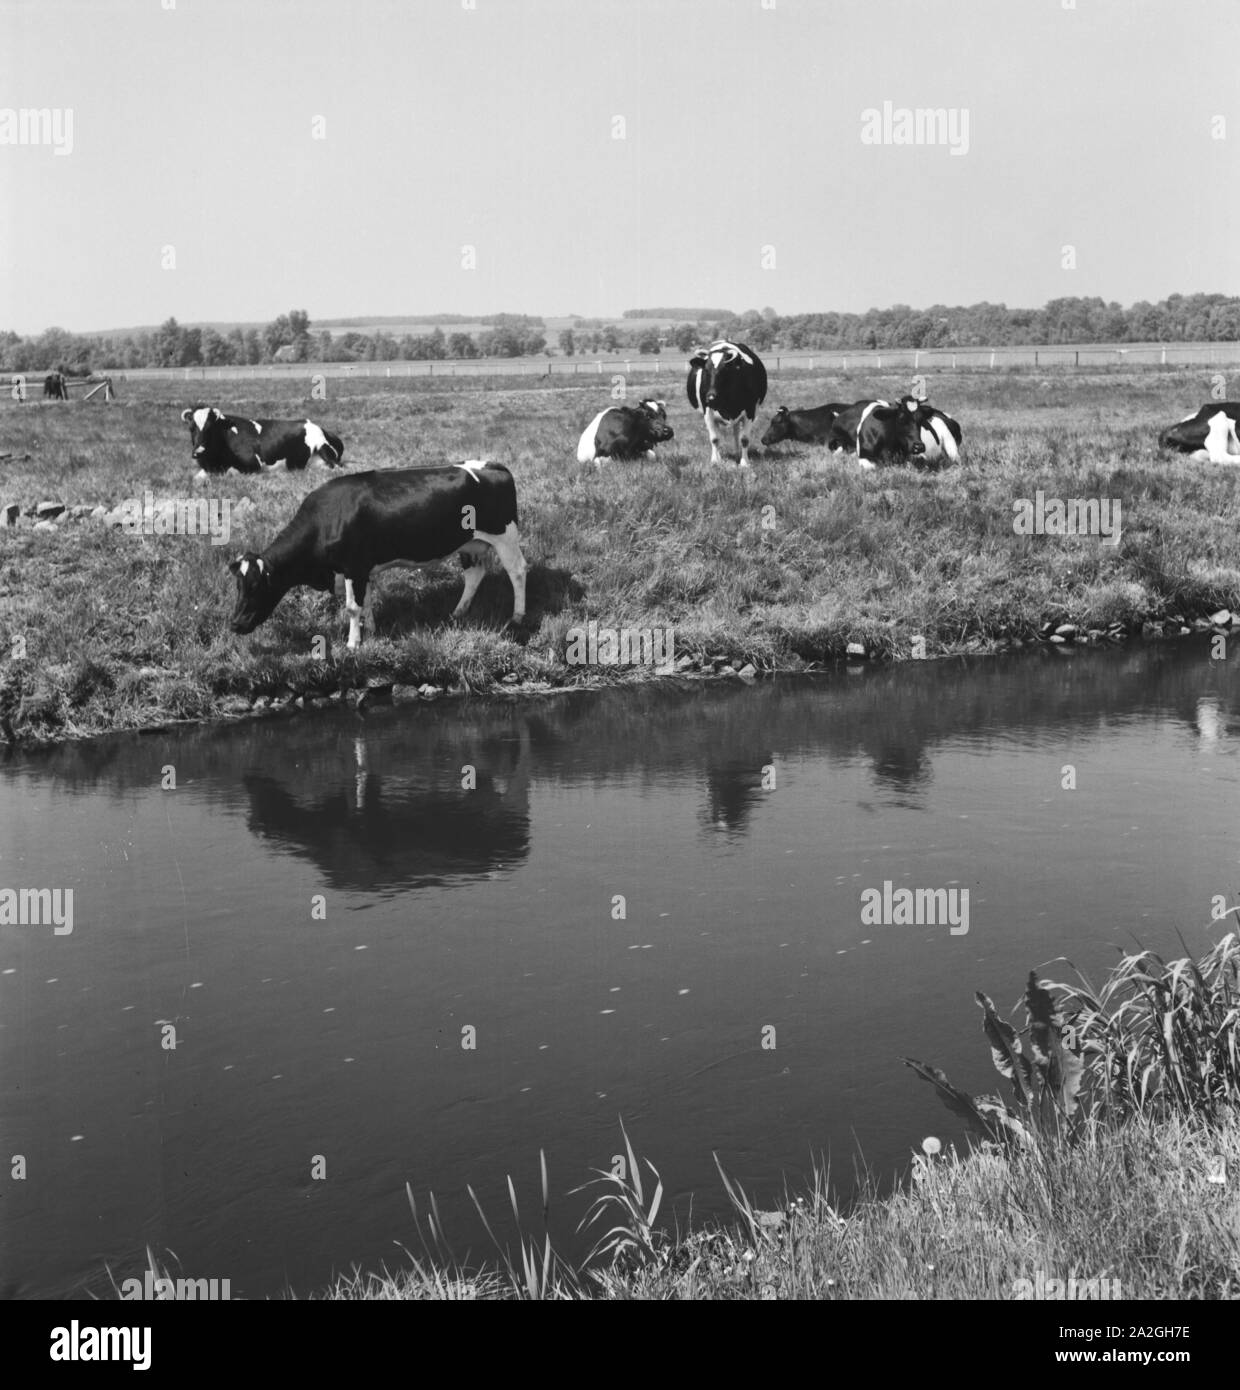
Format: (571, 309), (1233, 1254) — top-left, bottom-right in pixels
(13, 342), (1240, 389)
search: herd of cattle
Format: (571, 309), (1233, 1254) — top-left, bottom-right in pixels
(156, 338), (1240, 647)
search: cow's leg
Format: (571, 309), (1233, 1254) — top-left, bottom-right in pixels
(737, 415), (752, 468)
(355, 737), (368, 811)
(453, 556), (488, 616)
(475, 523), (527, 624)
(704, 410), (724, 465)
(344, 575), (368, 649)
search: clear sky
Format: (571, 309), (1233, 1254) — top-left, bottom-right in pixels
(1, 0), (1236, 334)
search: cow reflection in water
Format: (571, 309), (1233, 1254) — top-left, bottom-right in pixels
(704, 758), (774, 837)
(242, 729), (530, 892)
(703, 732), (931, 836)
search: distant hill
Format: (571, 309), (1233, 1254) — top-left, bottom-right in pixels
(81, 310), (713, 339)
(622, 307), (734, 320)
(85, 320), (264, 338)
(316, 313), (484, 328)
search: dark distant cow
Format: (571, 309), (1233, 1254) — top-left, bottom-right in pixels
(761, 403), (848, 449)
(828, 399), (925, 468)
(228, 461), (526, 649)
(686, 340), (768, 466)
(897, 395), (963, 465)
(1159, 403), (1240, 464)
(577, 399), (674, 463)
(181, 406), (344, 481)
(43, 372), (67, 401)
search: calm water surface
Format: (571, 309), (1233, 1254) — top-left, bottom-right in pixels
(2, 641), (1237, 1297)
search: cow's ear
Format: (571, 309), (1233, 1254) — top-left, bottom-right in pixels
(228, 556), (242, 574)
(181, 408), (194, 423)
(688, 350), (706, 368)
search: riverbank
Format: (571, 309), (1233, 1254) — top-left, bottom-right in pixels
(314, 1109), (1239, 1300)
(313, 938), (1240, 1301)
(2, 367), (1238, 745)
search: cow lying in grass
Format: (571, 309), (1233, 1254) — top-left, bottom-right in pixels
(228, 462), (527, 649)
(576, 400), (674, 463)
(182, 406), (344, 481)
(1159, 403), (1240, 464)
(761, 403), (849, 449)
(827, 396), (963, 468)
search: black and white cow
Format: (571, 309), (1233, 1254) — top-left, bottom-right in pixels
(760, 403), (848, 449)
(686, 340), (768, 466)
(228, 461), (526, 649)
(576, 399), (674, 463)
(897, 395), (963, 465)
(43, 372), (67, 400)
(1159, 403), (1240, 464)
(181, 406), (345, 481)
(827, 399), (925, 468)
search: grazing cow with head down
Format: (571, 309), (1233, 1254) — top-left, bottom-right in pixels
(827, 399), (925, 468)
(761, 403), (849, 449)
(181, 406), (345, 481)
(577, 399), (674, 463)
(686, 340), (768, 466)
(43, 372), (67, 401)
(1159, 403), (1240, 464)
(228, 461), (526, 650)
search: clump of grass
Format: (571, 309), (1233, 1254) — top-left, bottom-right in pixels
(574, 1120), (666, 1278)
(1047, 924), (1240, 1122)
(903, 973), (1085, 1149)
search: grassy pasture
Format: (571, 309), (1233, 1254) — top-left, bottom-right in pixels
(0, 364), (1238, 743)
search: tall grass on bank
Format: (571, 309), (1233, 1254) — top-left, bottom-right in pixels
(1048, 920), (1240, 1123)
(309, 932), (1240, 1300)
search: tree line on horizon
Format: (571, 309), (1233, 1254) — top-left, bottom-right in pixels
(4, 293), (1239, 374)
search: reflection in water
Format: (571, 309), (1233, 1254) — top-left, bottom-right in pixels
(241, 725), (531, 893)
(1197, 696), (1223, 743)
(0, 636), (1237, 1300)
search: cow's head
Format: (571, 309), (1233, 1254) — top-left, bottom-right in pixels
(182, 406), (225, 460)
(637, 399), (674, 443)
(893, 397), (926, 456)
(688, 340), (760, 412)
(761, 406), (792, 446)
(228, 553), (281, 634)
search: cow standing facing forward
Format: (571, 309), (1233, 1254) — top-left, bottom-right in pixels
(686, 340), (768, 466)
